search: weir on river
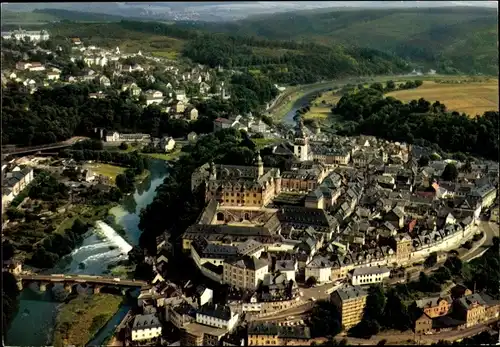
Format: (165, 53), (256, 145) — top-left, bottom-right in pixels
(95, 221), (133, 255)
(5, 159), (169, 347)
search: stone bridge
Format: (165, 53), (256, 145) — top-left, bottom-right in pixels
(2, 136), (88, 157)
(16, 273), (148, 293)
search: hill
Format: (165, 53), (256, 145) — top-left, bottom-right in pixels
(185, 7), (498, 75)
(35, 20), (410, 85)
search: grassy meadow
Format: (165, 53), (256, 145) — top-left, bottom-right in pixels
(53, 294), (122, 347)
(303, 91), (342, 120)
(84, 163), (125, 183)
(386, 79), (499, 117)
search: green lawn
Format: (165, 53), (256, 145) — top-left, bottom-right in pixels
(141, 148), (184, 161)
(84, 163), (125, 183)
(252, 138), (282, 149)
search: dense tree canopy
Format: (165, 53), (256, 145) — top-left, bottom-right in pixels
(333, 88), (499, 160)
(182, 33), (408, 85)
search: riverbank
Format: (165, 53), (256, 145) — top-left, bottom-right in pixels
(52, 293), (123, 347)
(273, 74), (484, 124)
(5, 159), (169, 346)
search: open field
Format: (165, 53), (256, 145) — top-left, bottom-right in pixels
(303, 91), (342, 120)
(252, 138), (283, 150)
(151, 50), (179, 60)
(141, 148), (184, 161)
(386, 79), (499, 117)
(53, 294), (123, 347)
(84, 163), (125, 183)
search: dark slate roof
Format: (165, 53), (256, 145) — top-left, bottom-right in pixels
(248, 322), (311, 339)
(226, 255), (268, 270)
(415, 296), (452, 309)
(198, 303), (233, 321)
(272, 142), (294, 156)
(202, 262), (223, 275)
(132, 314), (161, 329)
(277, 206), (336, 229)
(459, 293), (487, 309)
(334, 285), (368, 302)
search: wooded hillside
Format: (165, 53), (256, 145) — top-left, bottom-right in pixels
(185, 7), (498, 75)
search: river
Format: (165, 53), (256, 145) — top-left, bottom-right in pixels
(282, 75), (415, 126)
(5, 159), (169, 347)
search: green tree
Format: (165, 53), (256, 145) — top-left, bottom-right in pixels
(441, 163), (458, 181)
(370, 82), (384, 92)
(385, 80), (396, 91)
(418, 155), (429, 167)
(2, 271), (20, 332)
(310, 300), (342, 338)
(306, 276), (318, 287)
(364, 284), (386, 321)
(424, 252), (438, 268)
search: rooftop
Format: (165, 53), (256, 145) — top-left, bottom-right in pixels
(334, 285), (368, 302)
(198, 303), (234, 321)
(132, 314), (161, 330)
(353, 266), (390, 277)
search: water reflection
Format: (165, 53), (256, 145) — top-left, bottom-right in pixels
(5, 159), (169, 346)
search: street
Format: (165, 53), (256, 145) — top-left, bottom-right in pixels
(461, 221), (498, 262)
(335, 318), (499, 345)
(256, 220), (498, 323)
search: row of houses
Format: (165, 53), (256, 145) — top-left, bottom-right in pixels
(2, 165), (34, 210)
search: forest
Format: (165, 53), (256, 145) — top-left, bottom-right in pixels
(332, 87), (499, 161)
(181, 33), (408, 85)
(186, 7), (498, 76)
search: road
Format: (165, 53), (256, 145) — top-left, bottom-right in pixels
(335, 318), (499, 345)
(257, 221), (498, 322)
(389, 221), (499, 284)
(265, 74), (452, 120)
(253, 281), (344, 322)
(462, 221), (498, 262)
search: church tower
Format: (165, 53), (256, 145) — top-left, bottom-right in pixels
(293, 119), (310, 161)
(256, 152), (264, 178)
(274, 168), (281, 195)
(209, 162), (217, 181)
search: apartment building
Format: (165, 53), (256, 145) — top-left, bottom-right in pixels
(2, 166), (34, 209)
(453, 293), (487, 328)
(331, 285), (368, 329)
(131, 314), (162, 342)
(415, 296), (452, 319)
(351, 266), (391, 286)
(223, 255), (269, 290)
(196, 303), (239, 332)
(247, 322), (313, 346)
(305, 255), (332, 284)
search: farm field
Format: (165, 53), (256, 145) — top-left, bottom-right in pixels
(303, 91), (342, 120)
(386, 79), (499, 117)
(84, 163), (125, 183)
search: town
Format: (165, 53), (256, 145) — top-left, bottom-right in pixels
(2, 18), (499, 347)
